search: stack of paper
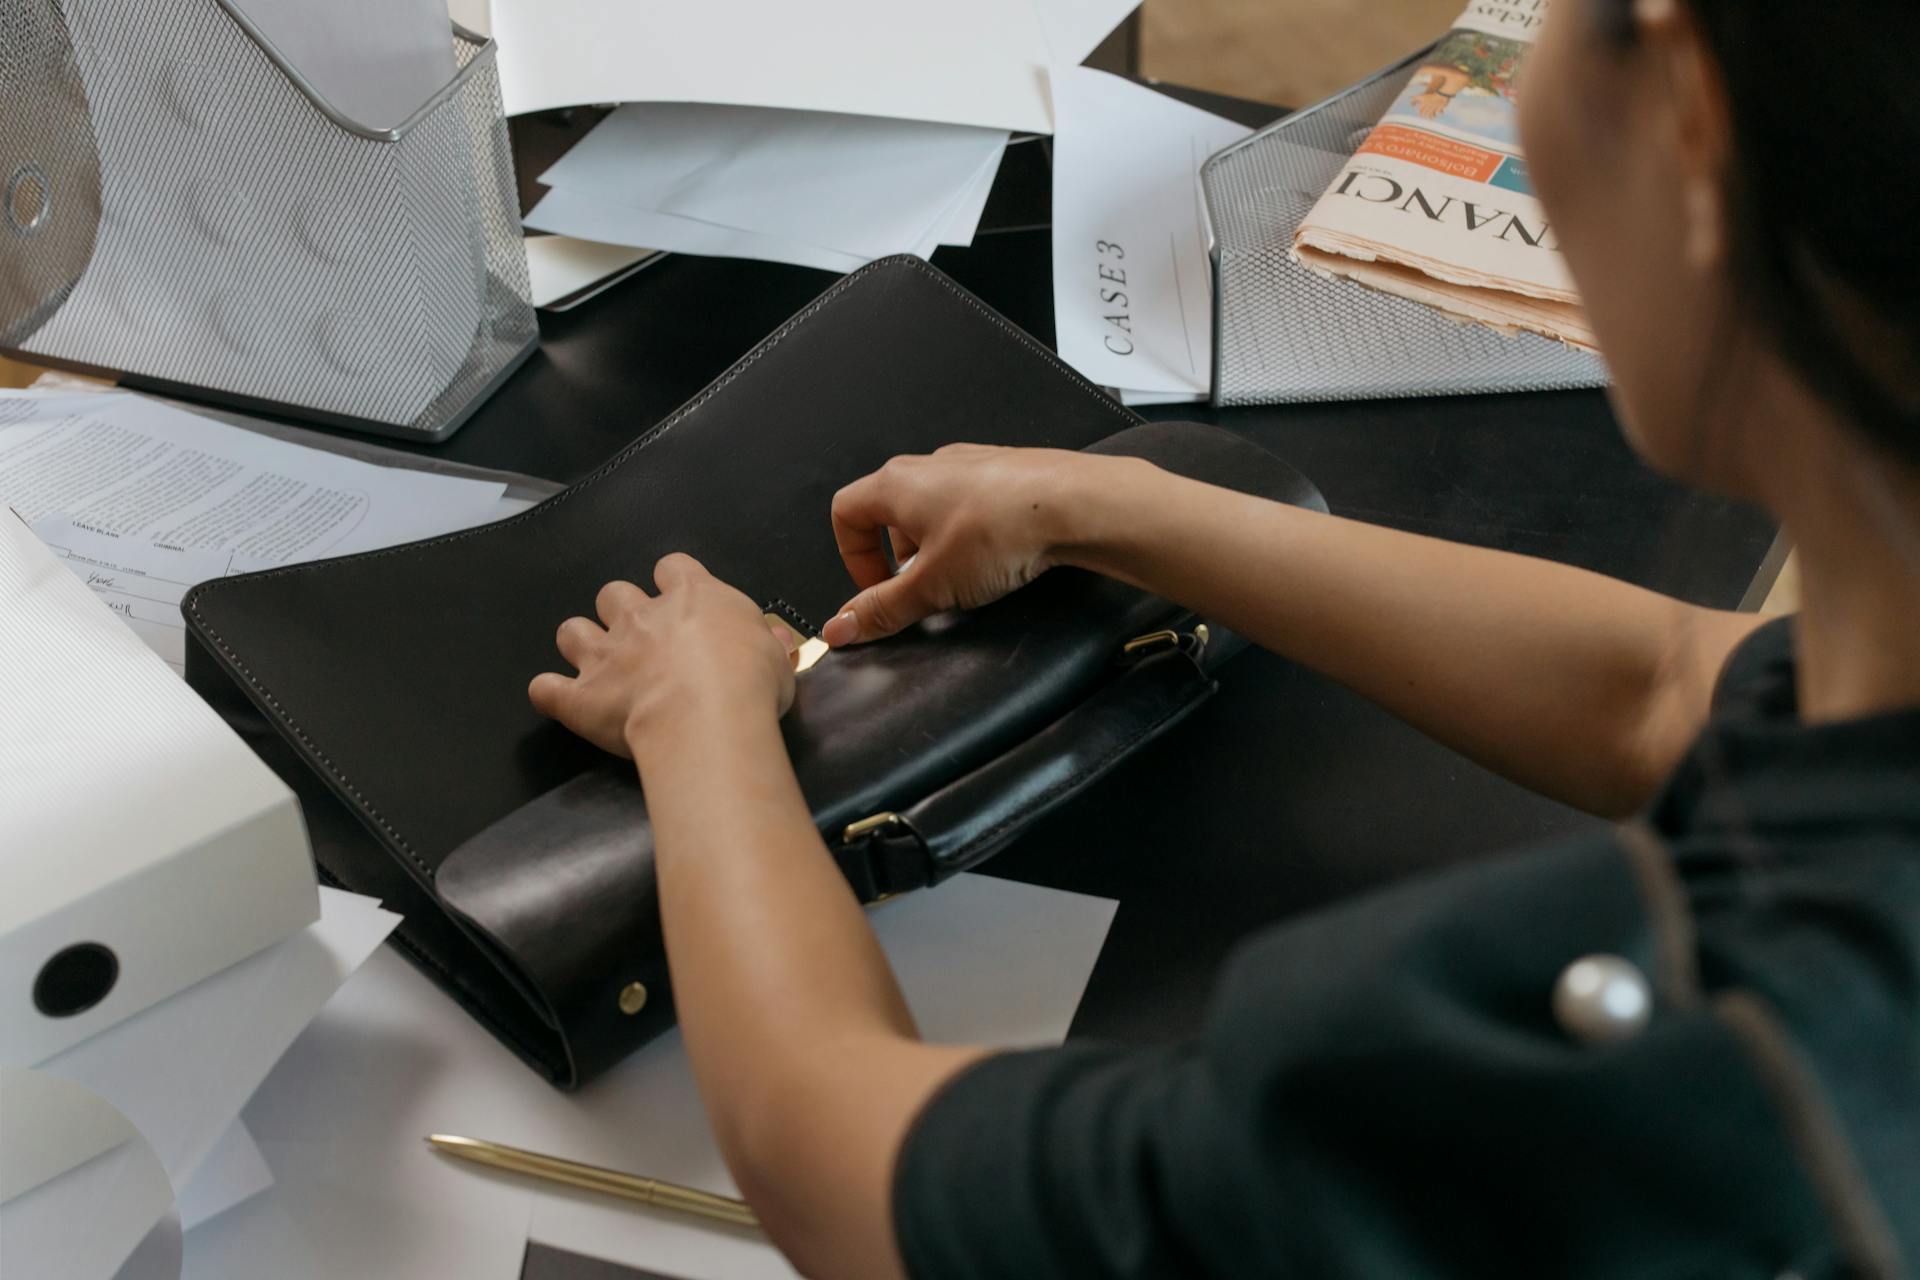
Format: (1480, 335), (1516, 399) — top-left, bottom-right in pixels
(488, 0), (1139, 274)
(523, 235), (661, 311)
(526, 104), (1012, 274)
(4, 890), (399, 1275)
(478, 0), (1141, 128)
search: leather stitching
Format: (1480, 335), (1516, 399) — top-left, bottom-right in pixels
(179, 255), (1142, 1065)
(764, 597), (814, 633)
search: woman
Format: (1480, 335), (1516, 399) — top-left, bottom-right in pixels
(528, 0), (1918, 1273)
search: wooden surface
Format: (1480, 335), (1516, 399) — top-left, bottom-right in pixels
(0, 355), (40, 389)
(1141, 0), (1462, 107)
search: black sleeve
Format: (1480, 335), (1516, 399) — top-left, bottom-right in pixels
(892, 837), (1836, 1278)
(1712, 614), (1796, 721)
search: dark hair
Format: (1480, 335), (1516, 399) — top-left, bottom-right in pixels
(1600, 0), (1920, 467)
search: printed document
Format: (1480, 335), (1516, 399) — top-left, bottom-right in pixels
(25, 517), (263, 675)
(0, 392), (505, 559)
(1050, 69), (1250, 398)
(0, 391), (509, 670)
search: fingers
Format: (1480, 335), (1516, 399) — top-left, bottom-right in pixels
(594, 579), (647, 625)
(887, 526), (920, 569)
(555, 615), (606, 668)
(527, 671), (574, 720)
(822, 570), (934, 648)
(831, 471), (905, 592)
(652, 552), (710, 592)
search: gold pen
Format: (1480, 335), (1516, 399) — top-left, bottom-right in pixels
(426, 1134), (760, 1232)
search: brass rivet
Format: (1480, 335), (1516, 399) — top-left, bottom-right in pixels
(617, 982), (648, 1015)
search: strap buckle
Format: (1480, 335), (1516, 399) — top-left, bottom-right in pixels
(842, 811), (903, 843)
(1121, 623), (1210, 663)
(839, 812), (913, 905)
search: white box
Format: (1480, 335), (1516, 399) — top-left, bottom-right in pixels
(0, 514), (318, 1066)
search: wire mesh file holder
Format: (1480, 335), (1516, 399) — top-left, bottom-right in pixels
(1199, 46), (1609, 408)
(0, 0), (537, 442)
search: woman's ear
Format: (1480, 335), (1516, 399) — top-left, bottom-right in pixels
(1635, 0), (1735, 273)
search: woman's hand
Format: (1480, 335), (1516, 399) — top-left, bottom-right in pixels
(824, 443), (1124, 646)
(529, 553), (797, 757)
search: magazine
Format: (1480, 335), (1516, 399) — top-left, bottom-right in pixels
(1291, 0), (1595, 351)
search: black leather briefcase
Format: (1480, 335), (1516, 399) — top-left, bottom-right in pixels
(184, 257), (1324, 1087)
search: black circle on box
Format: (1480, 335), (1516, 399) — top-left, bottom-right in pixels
(34, 942), (119, 1018)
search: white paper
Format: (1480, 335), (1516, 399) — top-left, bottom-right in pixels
(543, 103), (1010, 261)
(531, 147), (999, 275)
(0, 392), (506, 562)
(524, 235), (659, 309)
(35, 889), (399, 1195)
(0, 1069), (140, 1204)
(177, 1121), (274, 1233)
(490, 0), (1056, 132)
(26, 517), (266, 675)
(1051, 69), (1250, 397)
(0, 391), (510, 671)
(209, 873), (1114, 1280)
(445, 0), (490, 36)
(183, 1136), (533, 1280)
(113, 1208), (184, 1280)
(229, 0), (457, 133)
(527, 187), (871, 276)
(1031, 0), (1141, 65)
(0, 1140), (176, 1280)
(1119, 388), (1206, 407)
(937, 138), (1009, 248)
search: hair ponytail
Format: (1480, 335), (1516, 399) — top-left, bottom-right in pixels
(1603, 0), (1920, 466)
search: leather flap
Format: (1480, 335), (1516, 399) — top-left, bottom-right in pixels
(182, 250), (1326, 1085)
(436, 422), (1322, 1081)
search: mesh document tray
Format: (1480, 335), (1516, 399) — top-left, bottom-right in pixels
(1201, 47), (1609, 407)
(0, 0), (536, 442)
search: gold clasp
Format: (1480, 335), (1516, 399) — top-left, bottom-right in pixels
(841, 811), (902, 843)
(1121, 623), (1208, 661)
(1121, 629), (1180, 658)
(765, 613), (831, 674)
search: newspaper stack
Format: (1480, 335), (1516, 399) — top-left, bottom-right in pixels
(1291, 0), (1595, 351)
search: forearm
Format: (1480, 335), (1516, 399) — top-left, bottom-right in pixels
(631, 699), (978, 1278)
(1059, 458), (1759, 815)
